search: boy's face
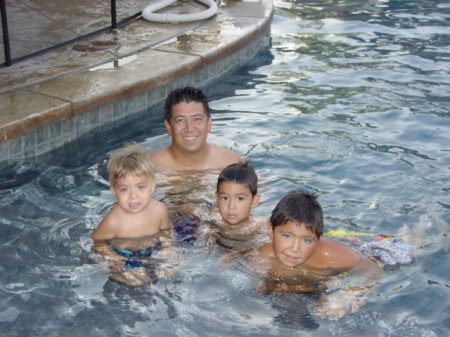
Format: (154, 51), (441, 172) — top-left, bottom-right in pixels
(216, 181), (260, 226)
(164, 101), (212, 154)
(268, 221), (319, 268)
(111, 174), (155, 214)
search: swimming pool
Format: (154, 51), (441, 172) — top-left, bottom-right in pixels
(1, 0), (449, 335)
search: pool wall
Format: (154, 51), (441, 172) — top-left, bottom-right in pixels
(0, 0), (273, 163)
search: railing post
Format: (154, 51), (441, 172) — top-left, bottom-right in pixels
(1, 0), (12, 67)
(111, 0), (117, 29)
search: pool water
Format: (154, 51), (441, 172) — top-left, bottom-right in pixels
(1, 0), (449, 336)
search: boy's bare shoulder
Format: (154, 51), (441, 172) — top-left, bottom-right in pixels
(319, 236), (359, 251)
(257, 242), (274, 258)
(92, 207), (121, 240)
(313, 237), (362, 270)
(151, 198), (168, 210)
(150, 199), (171, 228)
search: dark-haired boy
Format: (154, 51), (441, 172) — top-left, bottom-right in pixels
(255, 190), (383, 320)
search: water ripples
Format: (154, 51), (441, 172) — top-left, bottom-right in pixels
(1, 0), (450, 335)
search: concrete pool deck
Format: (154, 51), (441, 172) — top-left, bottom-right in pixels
(0, 0), (273, 162)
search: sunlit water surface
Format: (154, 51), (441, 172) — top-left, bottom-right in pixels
(1, 0), (449, 336)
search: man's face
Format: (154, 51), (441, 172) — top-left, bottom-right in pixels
(165, 101), (212, 154)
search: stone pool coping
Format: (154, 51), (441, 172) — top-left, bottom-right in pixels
(0, 0), (273, 162)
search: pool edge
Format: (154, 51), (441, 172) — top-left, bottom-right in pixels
(0, 0), (273, 163)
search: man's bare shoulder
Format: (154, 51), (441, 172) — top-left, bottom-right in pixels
(151, 143), (240, 171)
(207, 143), (240, 167)
(149, 147), (166, 160)
(208, 143), (240, 157)
(150, 146), (176, 171)
(150, 146), (167, 157)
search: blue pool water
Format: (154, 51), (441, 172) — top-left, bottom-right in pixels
(1, 0), (450, 336)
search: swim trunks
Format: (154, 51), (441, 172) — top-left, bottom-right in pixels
(111, 246), (156, 270)
(112, 247), (154, 258)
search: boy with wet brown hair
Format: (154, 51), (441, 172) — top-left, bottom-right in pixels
(255, 190), (383, 319)
(209, 160), (267, 251)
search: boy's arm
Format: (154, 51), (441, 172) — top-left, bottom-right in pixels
(91, 239), (124, 262)
(91, 238), (129, 274)
(318, 237), (382, 279)
(350, 255), (384, 281)
(157, 201), (172, 231)
(246, 245), (275, 293)
(314, 238), (383, 320)
(91, 212), (127, 266)
(91, 210), (118, 241)
(156, 201), (174, 248)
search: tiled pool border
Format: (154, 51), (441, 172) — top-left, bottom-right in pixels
(0, 29), (271, 163)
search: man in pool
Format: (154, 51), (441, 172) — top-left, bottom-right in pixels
(150, 87), (241, 171)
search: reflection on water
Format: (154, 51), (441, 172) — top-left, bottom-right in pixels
(1, 0), (450, 335)
(154, 169), (220, 205)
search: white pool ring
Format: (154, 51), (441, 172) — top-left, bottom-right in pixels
(142, 0), (218, 23)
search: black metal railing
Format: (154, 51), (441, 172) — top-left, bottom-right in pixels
(0, 0), (11, 66)
(0, 0), (141, 68)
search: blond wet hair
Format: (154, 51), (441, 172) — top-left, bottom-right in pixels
(107, 143), (155, 186)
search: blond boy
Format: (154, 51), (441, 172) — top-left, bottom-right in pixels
(92, 144), (172, 287)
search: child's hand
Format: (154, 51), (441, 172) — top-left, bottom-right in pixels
(111, 260), (127, 273)
(110, 268), (153, 287)
(155, 267), (176, 278)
